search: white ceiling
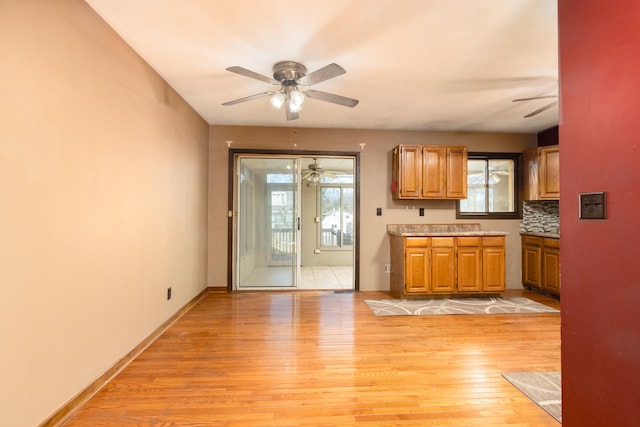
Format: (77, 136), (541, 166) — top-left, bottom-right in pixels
(84, 0), (558, 134)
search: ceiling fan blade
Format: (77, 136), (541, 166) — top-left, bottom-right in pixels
(305, 89), (359, 108)
(513, 95), (557, 102)
(222, 91), (274, 106)
(524, 101), (558, 118)
(297, 63), (346, 86)
(226, 66), (279, 85)
(285, 102), (299, 121)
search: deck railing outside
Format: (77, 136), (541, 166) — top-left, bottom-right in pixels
(271, 228), (352, 259)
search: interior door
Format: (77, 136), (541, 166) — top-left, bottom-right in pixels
(236, 157), (298, 288)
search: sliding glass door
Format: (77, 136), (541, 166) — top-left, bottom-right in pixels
(233, 154), (357, 290)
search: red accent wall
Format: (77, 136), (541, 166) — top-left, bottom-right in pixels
(559, 1), (640, 425)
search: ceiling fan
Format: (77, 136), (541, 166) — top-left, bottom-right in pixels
(512, 95), (558, 118)
(222, 61), (359, 120)
(302, 158), (338, 186)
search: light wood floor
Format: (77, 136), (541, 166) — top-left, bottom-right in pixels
(63, 289), (561, 426)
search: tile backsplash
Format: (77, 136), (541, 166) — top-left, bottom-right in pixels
(520, 201), (560, 234)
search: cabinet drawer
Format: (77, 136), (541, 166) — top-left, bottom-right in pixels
(522, 235), (543, 246)
(457, 236), (481, 246)
(431, 237), (454, 247)
(483, 236), (505, 247)
(405, 237), (429, 247)
(543, 238), (560, 248)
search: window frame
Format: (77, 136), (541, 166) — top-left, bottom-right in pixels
(456, 152), (522, 220)
(318, 183), (354, 250)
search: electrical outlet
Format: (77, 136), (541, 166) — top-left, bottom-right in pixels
(167, 287), (172, 300)
(419, 207), (424, 216)
(384, 264), (392, 273)
(376, 207), (382, 216)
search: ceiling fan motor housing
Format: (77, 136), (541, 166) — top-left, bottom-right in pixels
(309, 158), (322, 171)
(273, 61), (307, 85)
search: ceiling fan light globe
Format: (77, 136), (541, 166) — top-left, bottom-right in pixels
(289, 99), (303, 113)
(270, 92), (285, 109)
(290, 90), (305, 106)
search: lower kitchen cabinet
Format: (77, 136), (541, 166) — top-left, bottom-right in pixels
(389, 234), (505, 298)
(521, 234), (560, 296)
(456, 237), (483, 292)
(483, 237), (506, 292)
(522, 235), (542, 288)
(404, 246), (429, 293)
(431, 237), (456, 293)
(541, 238), (560, 294)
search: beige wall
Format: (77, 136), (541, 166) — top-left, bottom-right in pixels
(209, 126), (536, 291)
(0, 2), (209, 426)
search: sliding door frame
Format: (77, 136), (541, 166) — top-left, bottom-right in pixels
(228, 148), (360, 292)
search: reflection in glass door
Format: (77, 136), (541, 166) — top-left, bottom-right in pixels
(236, 157), (298, 288)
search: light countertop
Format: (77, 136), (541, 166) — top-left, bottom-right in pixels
(387, 223), (509, 237)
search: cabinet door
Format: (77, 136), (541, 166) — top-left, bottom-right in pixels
(457, 246), (482, 292)
(399, 145), (422, 198)
(522, 148), (540, 201)
(522, 236), (542, 289)
(542, 241), (561, 294)
(421, 146), (446, 198)
(483, 246), (506, 292)
(431, 237), (455, 293)
(522, 246), (542, 289)
(539, 146), (560, 199)
(446, 146), (468, 199)
(405, 247), (430, 293)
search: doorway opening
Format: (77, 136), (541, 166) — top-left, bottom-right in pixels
(229, 151), (359, 291)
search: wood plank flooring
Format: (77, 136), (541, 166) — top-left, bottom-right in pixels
(63, 290), (560, 426)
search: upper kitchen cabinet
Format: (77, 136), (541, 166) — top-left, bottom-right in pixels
(523, 145), (560, 200)
(396, 145), (423, 198)
(392, 145), (468, 200)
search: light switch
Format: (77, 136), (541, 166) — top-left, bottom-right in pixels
(579, 192), (606, 219)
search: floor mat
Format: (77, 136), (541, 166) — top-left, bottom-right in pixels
(502, 371), (561, 423)
(364, 297), (559, 316)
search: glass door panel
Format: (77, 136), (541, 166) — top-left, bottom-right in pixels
(303, 157), (355, 290)
(237, 157), (297, 288)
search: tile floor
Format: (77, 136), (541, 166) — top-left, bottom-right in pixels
(240, 266), (353, 290)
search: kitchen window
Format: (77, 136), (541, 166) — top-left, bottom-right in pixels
(456, 153), (521, 219)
